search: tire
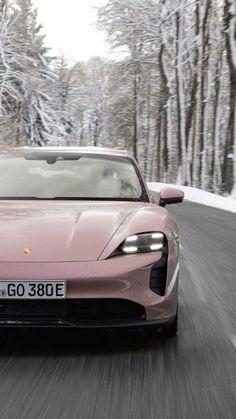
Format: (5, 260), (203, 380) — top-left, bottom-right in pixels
(165, 309), (178, 337)
(146, 309), (178, 339)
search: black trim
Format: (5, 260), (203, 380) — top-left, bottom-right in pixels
(159, 197), (184, 207)
(149, 245), (168, 296)
(0, 297), (176, 330)
(0, 316), (176, 330)
(0, 298), (145, 322)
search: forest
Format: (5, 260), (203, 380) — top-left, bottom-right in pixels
(0, 0), (236, 196)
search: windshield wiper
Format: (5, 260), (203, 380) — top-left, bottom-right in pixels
(0, 197), (43, 200)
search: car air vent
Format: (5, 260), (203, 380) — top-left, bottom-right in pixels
(0, 299), (145, 322)
(150, 247), (168, 296)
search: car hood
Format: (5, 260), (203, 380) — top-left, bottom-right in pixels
(0, 201), (146, 262)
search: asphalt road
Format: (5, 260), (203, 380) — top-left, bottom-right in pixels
(0, 202), (235, 419)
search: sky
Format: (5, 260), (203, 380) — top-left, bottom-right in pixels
(33, 0), (109, 62)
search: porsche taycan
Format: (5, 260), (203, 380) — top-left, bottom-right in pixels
(0, 147), (184, 335)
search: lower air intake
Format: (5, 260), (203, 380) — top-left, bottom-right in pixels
(150, 248), (168, 296)
(0, 299), (145, 321)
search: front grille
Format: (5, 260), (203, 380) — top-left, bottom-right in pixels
(0, 299), (145, 321)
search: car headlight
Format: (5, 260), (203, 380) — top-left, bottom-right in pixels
(112, 232), (165, 256)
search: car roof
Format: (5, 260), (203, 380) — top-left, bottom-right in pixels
(0, 146), (135, 159)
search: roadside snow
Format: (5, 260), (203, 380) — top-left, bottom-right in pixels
(148, 182), (236, 214)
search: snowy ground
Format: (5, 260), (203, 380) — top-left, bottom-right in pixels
(148, 182), (236, 214)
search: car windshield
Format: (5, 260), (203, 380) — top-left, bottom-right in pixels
(0, 153), (145, 201)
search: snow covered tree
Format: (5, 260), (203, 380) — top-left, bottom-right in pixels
(1, 0), (236, 195)
(98, 0), (157, 161)
(11, 0), (61, 145)
(0, 0), (63, 146)
(53, 57), (107, 147)
(97, 0), (236, 194)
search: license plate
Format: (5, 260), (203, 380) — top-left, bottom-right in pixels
(0, 282), (66, 299)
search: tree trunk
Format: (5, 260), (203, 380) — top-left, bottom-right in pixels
(175, 2), (187, 184)
(144, 68), (151, 179)
(193, 0), (211, 188)
(0, 0), (7, 13)
(157, 44), (170, 178)
(211, 51), (223, 193)
(186, 1), (200, 185)
(222, 0), (236, 194)
(133, 71), (138, 160)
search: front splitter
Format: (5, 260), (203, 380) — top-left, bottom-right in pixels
(0, 316), (175, 330)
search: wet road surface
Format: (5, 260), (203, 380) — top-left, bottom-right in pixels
(0, 202), (235, 418)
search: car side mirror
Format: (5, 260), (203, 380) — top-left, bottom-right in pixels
(159, 188), (184, 207)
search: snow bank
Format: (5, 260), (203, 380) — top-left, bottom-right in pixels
(147, 182), (236, 214)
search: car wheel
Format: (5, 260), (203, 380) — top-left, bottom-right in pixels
(165, 308), (178, 338)
(146, 309), (178, 340)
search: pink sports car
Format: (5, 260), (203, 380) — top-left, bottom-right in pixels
(0, 147), (184, 336)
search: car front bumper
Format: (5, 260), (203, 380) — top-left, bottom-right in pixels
(0, 248), (179, 328)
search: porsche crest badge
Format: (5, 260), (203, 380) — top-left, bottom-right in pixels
(24, 247), (32, 255)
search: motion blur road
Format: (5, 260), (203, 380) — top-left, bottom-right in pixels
(0, 202), (235, 419)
